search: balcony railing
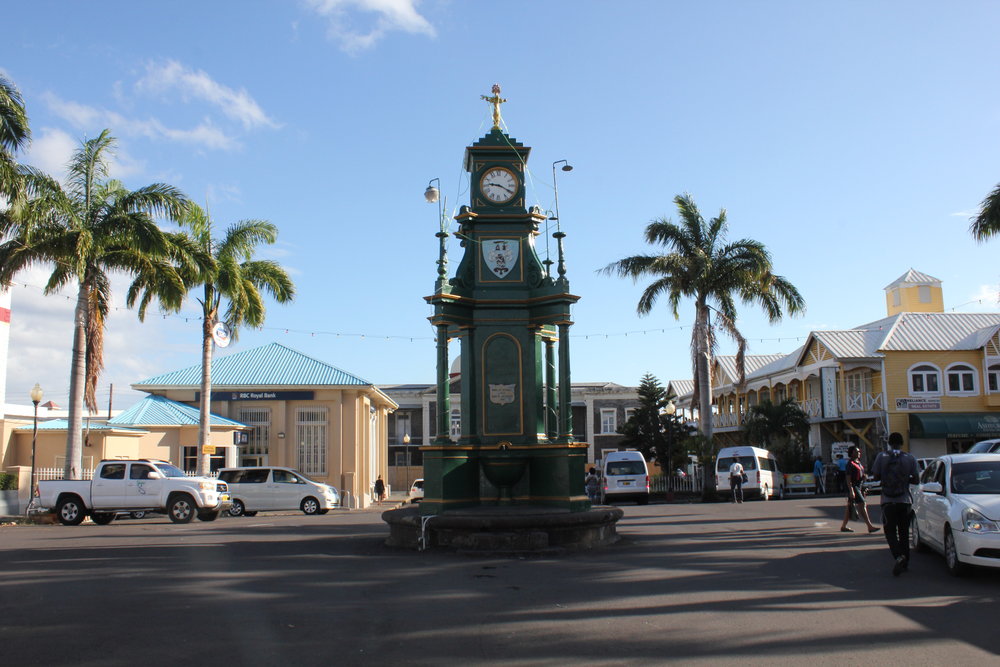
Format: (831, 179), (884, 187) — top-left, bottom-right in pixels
(801, 398), (821, 417)
(846, 392), (884, 412)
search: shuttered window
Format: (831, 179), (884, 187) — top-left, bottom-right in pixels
(296, 408), (328, 475)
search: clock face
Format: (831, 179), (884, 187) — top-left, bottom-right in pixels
(480, 167), (518, 203)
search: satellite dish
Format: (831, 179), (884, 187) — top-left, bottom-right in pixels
(211, 322), (232, 348)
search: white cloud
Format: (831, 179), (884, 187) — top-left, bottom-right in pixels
(136, 60), (279, 130)
(305, 0), (436, 54)
(24, 127), (76, 181)
(951, 209), (979, 218)
(42, 93), (239, 151)
(960, 284), (1000, 311)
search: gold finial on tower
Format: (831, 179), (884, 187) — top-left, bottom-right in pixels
(481, 83), (507, 130)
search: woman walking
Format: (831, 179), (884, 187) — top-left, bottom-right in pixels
(839, 445), (879, 533)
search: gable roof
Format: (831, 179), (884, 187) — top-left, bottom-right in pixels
(875, 312), (1000, 352)
(714, 354), (785, 384)
(884, 268), (941, 289)
(134, 342), (374, 388)
(109, 395), (247, 428)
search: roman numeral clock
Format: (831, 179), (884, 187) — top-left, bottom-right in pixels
(421, 85), (587, 514)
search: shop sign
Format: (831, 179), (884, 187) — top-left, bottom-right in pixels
(895, 397), (941, 411)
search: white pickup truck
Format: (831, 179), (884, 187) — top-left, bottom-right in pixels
(38, 459), (230, 525)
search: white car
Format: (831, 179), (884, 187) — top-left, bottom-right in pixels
(408, 479), (424, 503)
(218, 467), (339, 517)
(910, 454), (1000, 576)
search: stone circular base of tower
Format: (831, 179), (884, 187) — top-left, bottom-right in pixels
(381, 504), (624, 553)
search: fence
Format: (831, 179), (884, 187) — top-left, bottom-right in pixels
(650, 472), (703, 494)
(34, 468), (95, 481)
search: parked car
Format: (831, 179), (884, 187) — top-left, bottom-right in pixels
(217, 466), (339, 517)
(910, 454), (1000, 576)
(38, 459), (230, 525)
(715, 446), (784, 500)
(602, 450), (650, 505)
(408, 479), (424, 503)
(968, 439), (1000, 454)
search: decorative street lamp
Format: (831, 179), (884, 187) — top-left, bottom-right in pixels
(663, 400), (677, 500)
(551, 160), (573, 280)
(403, 433), (411, 488)
(27, 383), (43, 514)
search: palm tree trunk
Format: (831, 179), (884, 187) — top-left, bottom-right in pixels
(197, 315), (213, 476)
(63, 284), (88, 480)
(694, 301), (715, 500)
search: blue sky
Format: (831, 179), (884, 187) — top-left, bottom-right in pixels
(4, 1), (1000, 410)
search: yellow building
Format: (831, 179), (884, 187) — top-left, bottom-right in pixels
(676, 270), (1000, 463)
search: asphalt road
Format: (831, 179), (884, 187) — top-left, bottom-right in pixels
(1, 497), (998, 666)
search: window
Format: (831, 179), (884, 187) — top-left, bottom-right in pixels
(988, 365), (1000, 392)
(181, 446), (225, 473)
(774, 386), (786, 403)
(274, 469), (304, 484)
(296, 408), (328, 475)
(100, 463), (126, 480)
(450, 409), (462, 439)
(846, 370), (871, 395)
(239, 408), (271, 463)
(892, 289), (901, 306)
(946, 363), (976, 394)
(909, 364), (940, 394)
(129, 464), (154, 480)
(918, 285), (931, 303)
(624, 408), (636, 423)
(600, 408), (617, 434)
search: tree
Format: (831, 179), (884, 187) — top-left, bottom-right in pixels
(970, 183), (1000, 241)
(618, 373), (695, 489)
(170, 203), (295, 475)
(742, 398), (811, 471)
(602, 193), (805, 498)
(0, 130), (191, 479)
(0, 75), (31, 205)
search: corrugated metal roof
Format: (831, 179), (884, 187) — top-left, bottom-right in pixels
(134, 342), (373, 387)
(15, 419), (147, 432)
(109, 395), (247, 428)
(884, 268), (941, 289)
(878, 312), (1000, 351)
(715, 354), (785, 384)
(746, 346), (804, 380)
(667, 380), (693, 399)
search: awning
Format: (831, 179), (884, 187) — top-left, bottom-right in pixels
(909, 412), (1000, 439)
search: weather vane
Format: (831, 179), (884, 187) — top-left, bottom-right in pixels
(481, 83), (507, 130)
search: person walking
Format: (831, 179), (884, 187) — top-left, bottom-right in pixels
(729, 457), (745, 503)
(813, 456), (826, 495)
(871, 432), (920, 576)
(374, 475), (386, 504)
(585, 467), (601, 504)
(839, 445), (879, 534)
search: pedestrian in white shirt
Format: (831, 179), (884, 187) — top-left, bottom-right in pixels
(729, 459), (745, 503)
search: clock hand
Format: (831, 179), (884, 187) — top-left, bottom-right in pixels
(488, 183), (513, 194)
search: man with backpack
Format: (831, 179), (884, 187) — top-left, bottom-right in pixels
(871, 432), (921, 576)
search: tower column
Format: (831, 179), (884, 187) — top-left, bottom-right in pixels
(557, 322), (573, 442)
(435, 324), (451, 444)
(545, 336), (557, 440)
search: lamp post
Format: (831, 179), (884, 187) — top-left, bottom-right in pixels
(27, 383), (43, 514)
(664, 400), (677, 500)
(551, 160), (573, 280)
(403, 433), (411, 488)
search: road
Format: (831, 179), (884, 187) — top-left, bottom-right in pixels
(1, 497), (998, 666)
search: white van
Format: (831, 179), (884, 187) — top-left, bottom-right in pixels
(715, 446), (784, 500)
(218, 467), (340, 516)
(601, 450), (650, 505)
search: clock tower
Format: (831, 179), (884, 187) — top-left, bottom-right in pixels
(421, 86), (588, 513)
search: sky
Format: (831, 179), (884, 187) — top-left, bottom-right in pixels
(3, 1), (1000, 412)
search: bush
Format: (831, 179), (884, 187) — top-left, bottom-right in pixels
(0, 473), (17, 490)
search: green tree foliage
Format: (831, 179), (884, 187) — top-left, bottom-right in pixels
(0, 130), (192, 479)
(0, 75), (34, 212)
(970, 183), (1000, 242)
(618, 373), (694, 478)
(169, 203), (295, 475)
(742, 398), (812, 471)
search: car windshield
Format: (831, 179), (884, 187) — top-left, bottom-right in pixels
(950, 461), (1000, 494)
(968, 441), (999, 454)
(717, 456), (758, 472)
(153, 463), (187, 478)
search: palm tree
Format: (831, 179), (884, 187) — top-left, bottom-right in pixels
(0, 129), (190, 479)
(0, 75), (31, 204)
(173, 203), (295, 475)
(601, 193), (805, 447)
(970, 183), (1000, 241)
(743, 398), (810, 471)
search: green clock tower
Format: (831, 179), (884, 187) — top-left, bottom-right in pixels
(421, 86), (588, 514)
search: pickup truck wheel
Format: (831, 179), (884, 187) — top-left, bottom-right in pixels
(167, 494), (196, 524)
(56, 496), (86, 526)
(91, 512), (116, 525)
(197, 510), (220, 522)
(130, 511), (146, 520)
(301, 497), (320, 515)
(228, 499), (246, 517)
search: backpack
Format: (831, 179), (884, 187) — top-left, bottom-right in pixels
(880, 451), (909, 497)
(585, 474), (599, 492)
